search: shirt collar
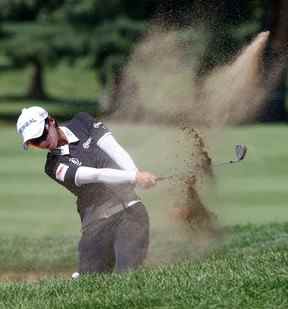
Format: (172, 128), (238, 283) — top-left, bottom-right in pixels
(52, 126), (79, 155)
(59, 126), (79, 144)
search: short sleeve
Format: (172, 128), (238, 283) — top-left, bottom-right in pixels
(76, 112), (111, 143)
(91, 121), (111, 144)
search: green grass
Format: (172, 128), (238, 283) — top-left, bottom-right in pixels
(1, 123), (288, 230)
(210, 125), (288, 225)
(0, 123), (288, 307)
(2, 123), (288, 238)
(0, 223), (287, 309)
(0, 64), (101, 120)
(0, 64), (100, 100)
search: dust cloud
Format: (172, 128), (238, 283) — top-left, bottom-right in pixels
(111, 29), (269, 127)
(109, 26), (272, 265)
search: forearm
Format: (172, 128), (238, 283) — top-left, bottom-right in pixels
(75, 166), (136, 186)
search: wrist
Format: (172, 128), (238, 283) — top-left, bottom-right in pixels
(130, 170), (137, 184)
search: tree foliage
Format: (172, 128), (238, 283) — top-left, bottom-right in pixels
(0, 0), (149, 99)
(0, 0), (65, 21)
(0, 0), (287, 121)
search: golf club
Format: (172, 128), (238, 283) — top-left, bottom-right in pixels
(214, 144), (247, 166)
(157, 144), (248, 182)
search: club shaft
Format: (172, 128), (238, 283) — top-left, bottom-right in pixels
(157, 160), (241, 181)
(157, 144), (247, 182)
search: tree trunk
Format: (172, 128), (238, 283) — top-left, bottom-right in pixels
(195, 0), (228, 76)
(106, 72), (123, 115)
(260, 0), (288, 122)
(27, 59), (47, 100)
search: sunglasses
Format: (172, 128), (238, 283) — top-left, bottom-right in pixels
(28, 122), (49, 146)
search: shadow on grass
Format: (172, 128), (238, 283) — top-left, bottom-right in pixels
(0, 94), (101, 122)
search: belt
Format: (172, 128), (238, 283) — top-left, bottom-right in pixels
(81, 199), (141, 230)
(96, 200), (141, 219)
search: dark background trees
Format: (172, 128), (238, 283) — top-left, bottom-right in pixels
(0, 0), (287, 122)
(260, 0), (288, 122)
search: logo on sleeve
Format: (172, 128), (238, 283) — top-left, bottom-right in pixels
(56, 163), (69, 182)
(69, 158), (82, 166)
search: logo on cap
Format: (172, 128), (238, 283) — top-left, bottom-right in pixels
(18, 119), (37, 134)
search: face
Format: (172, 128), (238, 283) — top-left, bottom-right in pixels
(27, 118), (59, 151)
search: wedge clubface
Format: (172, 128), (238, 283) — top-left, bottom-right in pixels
(215, 144), (248, 166)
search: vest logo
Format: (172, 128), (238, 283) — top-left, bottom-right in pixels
(69, 158), (82, 166)
(83, 137), (92, 149)
(93, 122), (103, 129)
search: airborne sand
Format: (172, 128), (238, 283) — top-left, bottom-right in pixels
(108, 28), (271, 265)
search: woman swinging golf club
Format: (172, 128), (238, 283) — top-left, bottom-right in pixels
(16, 106), (158, 274)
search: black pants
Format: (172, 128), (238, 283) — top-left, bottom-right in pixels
(78, 203), (149, 273)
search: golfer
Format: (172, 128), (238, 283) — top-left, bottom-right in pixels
(16, 106), (157, 273)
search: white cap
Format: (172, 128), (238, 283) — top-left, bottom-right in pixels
(16, 106), (49, 149)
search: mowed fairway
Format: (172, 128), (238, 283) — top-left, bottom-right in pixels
(0, 123), (288, 308)
(3, 123), (288, 236)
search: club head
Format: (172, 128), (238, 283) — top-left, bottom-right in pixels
(235, 144), (247, 161)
